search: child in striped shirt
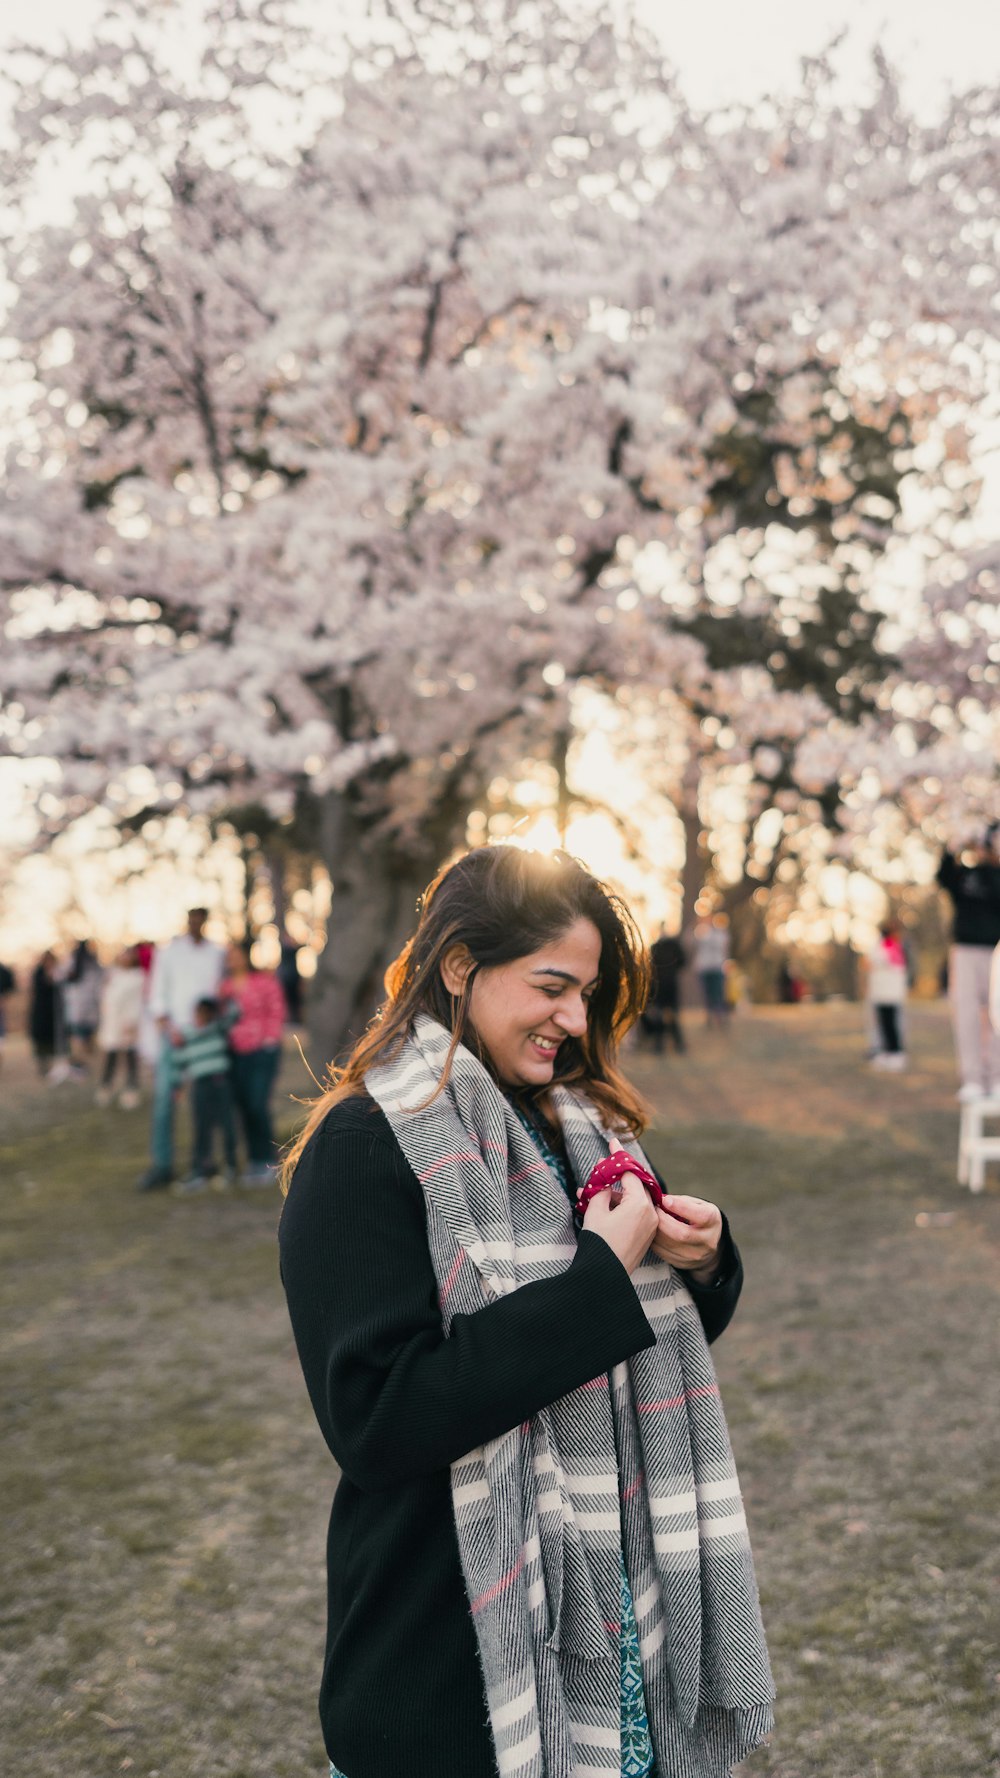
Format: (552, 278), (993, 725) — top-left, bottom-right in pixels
(170, 997), (238, 1192)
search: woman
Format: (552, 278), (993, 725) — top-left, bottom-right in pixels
(279, 848), (773, 1778)
(63, 939), (104, 1062)
(221, 940), (286, 1183)
(28, 950), (59, 1075)
(866, 922), (908, 1072)
(640, 927), (686, 1055)
(96, 945), (145, 1107)
(0, 958), (15, 1070)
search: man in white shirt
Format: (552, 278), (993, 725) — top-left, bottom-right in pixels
(136, 907), (225, 1190)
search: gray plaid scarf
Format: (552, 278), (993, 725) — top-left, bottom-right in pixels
(366, 1016), (774, 1777)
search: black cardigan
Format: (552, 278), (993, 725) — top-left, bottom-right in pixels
(278, 1094), (744, 1778)
(937, 850), (1000, 947)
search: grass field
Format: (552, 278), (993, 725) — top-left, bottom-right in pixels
(2, 1002), (998, 1778)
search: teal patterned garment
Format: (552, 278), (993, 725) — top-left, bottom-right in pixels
(618, 1550), (656, 1777)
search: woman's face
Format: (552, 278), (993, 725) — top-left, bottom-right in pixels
(226, 942), (246, 974)
(462, 917), (603, 1090)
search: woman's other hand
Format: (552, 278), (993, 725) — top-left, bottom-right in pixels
(582, 1173), (658, 1274)
(650, 1195), (723, 1284)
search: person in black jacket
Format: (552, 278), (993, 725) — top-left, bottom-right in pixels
(640, 926), (686, 1054)
(937, 826), (1000, 1098)
(28, 950), (60, 1075)
(0, 958), (15, 1067)
(279, 847), (771, 1778)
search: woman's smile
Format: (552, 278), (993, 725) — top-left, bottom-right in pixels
(458, 918), (603, 1088)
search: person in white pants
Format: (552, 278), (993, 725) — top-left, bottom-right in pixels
(866, 926), (908, 1070)
(938, 828), (1000, 1100)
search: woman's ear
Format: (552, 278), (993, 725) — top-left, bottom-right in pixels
(441, 943), (476, 998)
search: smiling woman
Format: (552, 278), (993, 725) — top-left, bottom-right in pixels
(439, 915), (603, 1090)
(281, 845), (653, 1162)
(277, 846), (773, 1778)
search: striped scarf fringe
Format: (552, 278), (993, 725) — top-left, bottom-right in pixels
(366, 1017), (774, 1777)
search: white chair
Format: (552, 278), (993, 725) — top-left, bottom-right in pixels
(957, 1095), (1000, 1192)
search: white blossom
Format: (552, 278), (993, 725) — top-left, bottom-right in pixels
(0, 0), (996, 864)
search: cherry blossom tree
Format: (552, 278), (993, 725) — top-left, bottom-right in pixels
(2, 0), (997, 1050)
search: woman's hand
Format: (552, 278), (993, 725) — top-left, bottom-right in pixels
(650, 1195), (723, 1284)
(582, 1172), (658, 1275)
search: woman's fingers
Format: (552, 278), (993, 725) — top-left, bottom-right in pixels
(651, 1198), (723, 1271)
(582, 1174), (658, 1273)
(604, 1137), (644, 1191)
(661, 1193), (711, 1226)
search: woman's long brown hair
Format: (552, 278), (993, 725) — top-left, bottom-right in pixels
(280, 846), (651, 1193)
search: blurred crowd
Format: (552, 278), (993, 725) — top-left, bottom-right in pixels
(632, 828), (1000, 1096)
(2, 828), (999, 1173)
(0, 914), (305, 1194)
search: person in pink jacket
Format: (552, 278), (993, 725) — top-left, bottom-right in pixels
(866, 924), (908, 1072)
(221, 940), (287, 1185)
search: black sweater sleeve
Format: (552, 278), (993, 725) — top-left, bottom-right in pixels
(683, 1214), (743, 1345)
(279, 1117), (657, 1492)
(937, 850), (959, 893)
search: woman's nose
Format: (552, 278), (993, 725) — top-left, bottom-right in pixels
(554, 998), (588, 1037)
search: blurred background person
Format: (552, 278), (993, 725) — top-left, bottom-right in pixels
(28, 950), (60, 1076)
(61, 939), (103, 1075)
(96, 946), (145, 1109)
(937, 825), (1000, 1099)
(221, 939), (287, 1185)
(168, 996), (238, 1194)
(640, 924), (686, 1055)
(693, 911), (730, 1029)
(866, 923), (908, 1072)
(132, 939), (160, 1070)
(777, 958), (806, 1005)
(137, 907), (225, 1192)
(724, 958), (745, 1016)
(0, 957), (15, 1070)
(277, 927), (304, 1028)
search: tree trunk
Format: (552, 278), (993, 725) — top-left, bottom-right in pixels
(265, 850), (287, 933)
(305, 791), (449, 1068)
(678, 749), (705, 933)
(240, 840), (257, 940)
(827, 940), (858, 1001)
(553, 726), (571, 848)
(676, 748), (706, 1014)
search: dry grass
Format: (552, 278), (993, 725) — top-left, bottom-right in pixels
(2, 1003), (998, 1777)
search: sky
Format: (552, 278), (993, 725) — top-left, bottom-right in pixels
(638, 0), (1000, 115)
(5, 0), (1000, 115)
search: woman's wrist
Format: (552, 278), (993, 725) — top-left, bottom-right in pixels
(687, 1254), (722, 1287)
(686, 1222), (738, 1289)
